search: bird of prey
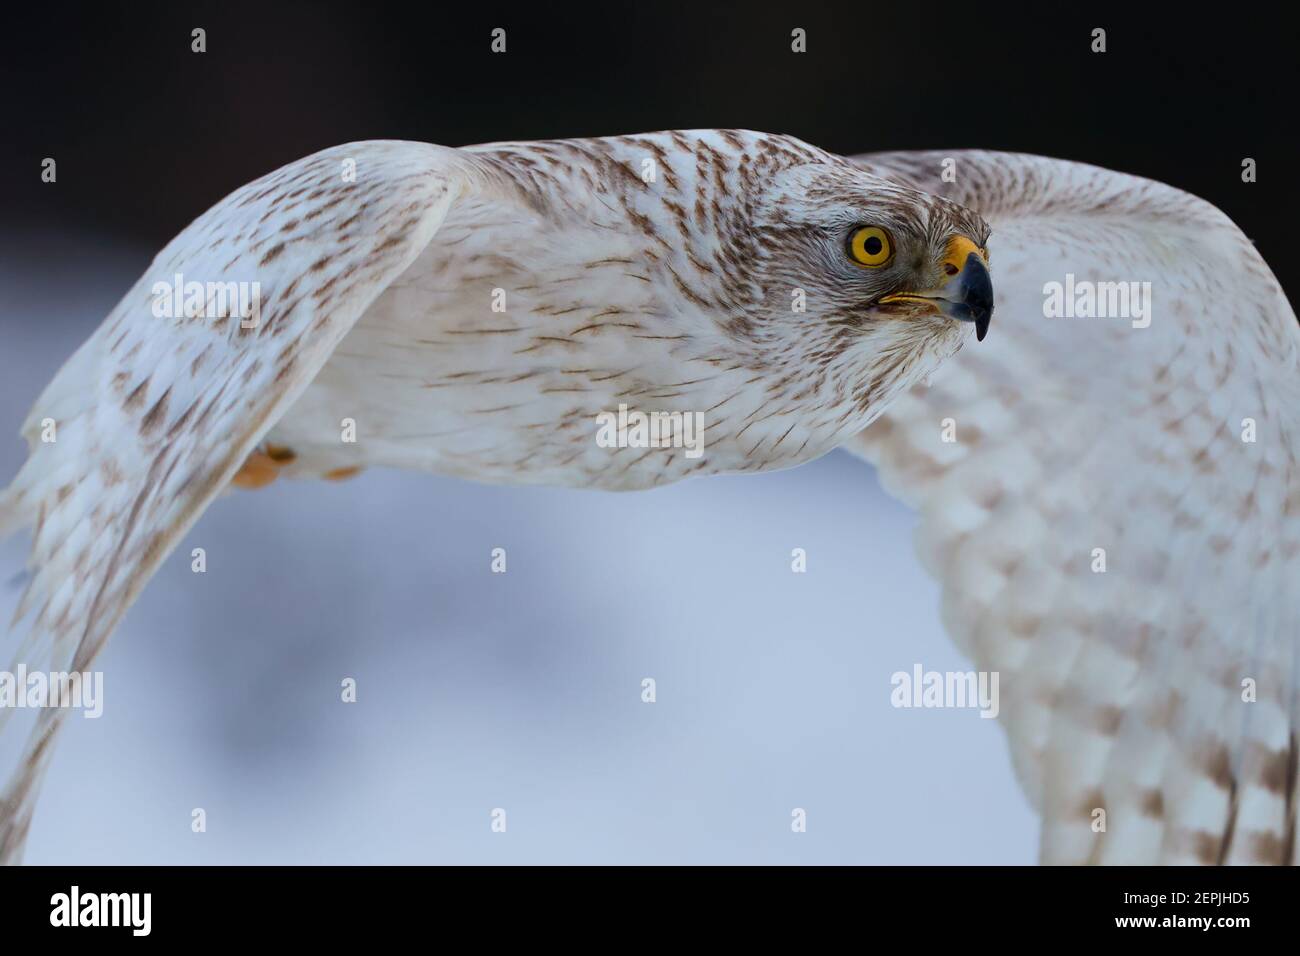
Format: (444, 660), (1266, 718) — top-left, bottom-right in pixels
(0, 131), (1294, 866)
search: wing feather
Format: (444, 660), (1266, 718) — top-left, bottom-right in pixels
(0, 140), (504, 861)
(846, 150), (1300, 864)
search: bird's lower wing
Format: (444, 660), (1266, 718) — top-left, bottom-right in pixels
(845, 150), (1300, 864)
(0, 140), (507, 861)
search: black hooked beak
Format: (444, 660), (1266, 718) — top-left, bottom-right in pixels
(943, 247), (993, 341)
(880, 236), (993, 341)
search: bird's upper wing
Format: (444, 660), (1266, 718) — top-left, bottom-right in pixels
(845, 150), (1300, 864)
(0, 140), (546, 860)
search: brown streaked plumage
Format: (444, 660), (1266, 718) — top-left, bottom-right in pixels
(0, 130), (992, 862)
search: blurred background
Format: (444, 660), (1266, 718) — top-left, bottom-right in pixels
(0, 2), (1293, 863)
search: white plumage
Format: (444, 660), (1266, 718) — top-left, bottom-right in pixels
(1, 134), (1295, 865)
(848, 150), (1300, 864)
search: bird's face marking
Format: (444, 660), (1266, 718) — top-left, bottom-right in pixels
(711, 160), (994, 424)
(755, 162), (993, 341)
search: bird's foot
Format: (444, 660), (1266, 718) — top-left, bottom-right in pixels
(231, 444), (297, 489)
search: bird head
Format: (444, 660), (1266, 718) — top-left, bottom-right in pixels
(752, 160), (992, 335)
(711, 159), (993, 436)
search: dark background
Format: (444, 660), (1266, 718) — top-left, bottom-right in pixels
(0, 2), (1294, 867)
(0, 3), (1296, 292)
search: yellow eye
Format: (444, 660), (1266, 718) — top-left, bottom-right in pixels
(848, 226), (893, 267)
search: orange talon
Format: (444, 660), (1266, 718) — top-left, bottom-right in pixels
(322, 466), (363, 482)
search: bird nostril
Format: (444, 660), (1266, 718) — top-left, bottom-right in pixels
(943, 263), (960, 277)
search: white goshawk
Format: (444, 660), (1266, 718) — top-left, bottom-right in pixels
(1, 131), (1295, 865)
